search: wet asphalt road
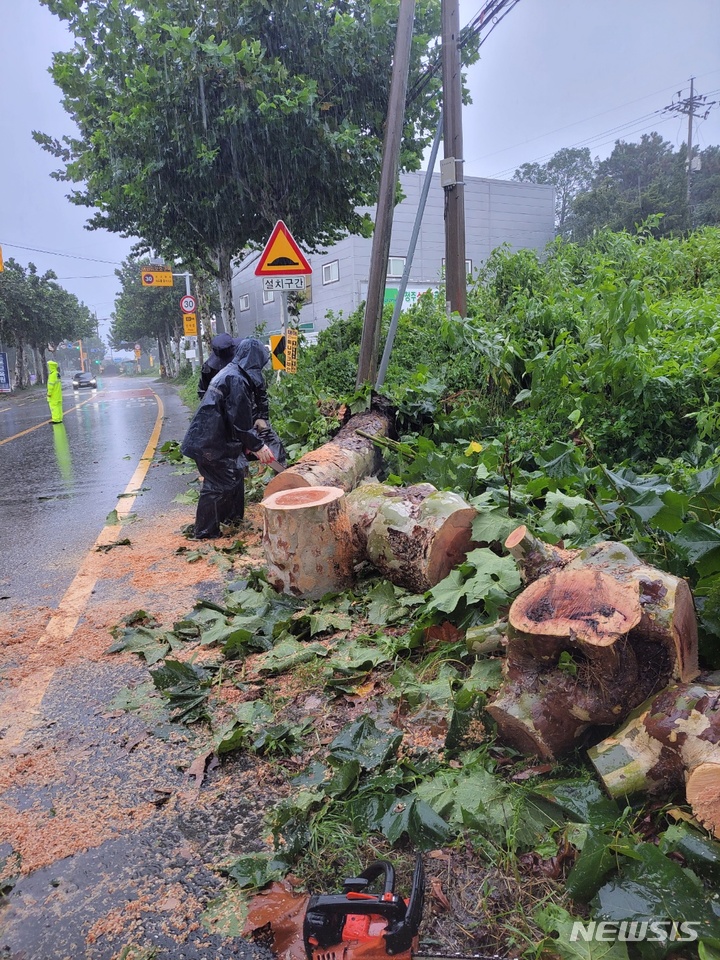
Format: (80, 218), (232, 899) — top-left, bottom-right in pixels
(0, 376), (277, 959)
(0, 375), (187, 608)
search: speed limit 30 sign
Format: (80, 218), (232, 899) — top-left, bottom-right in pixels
(180, 294), (197, 314)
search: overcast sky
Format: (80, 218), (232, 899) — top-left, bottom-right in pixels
(2, 0), (719, 338)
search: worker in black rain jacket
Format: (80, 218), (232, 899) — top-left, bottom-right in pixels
(197, 332), (237, 399)
(234, 337), (288, 469)
(181, 338), (275, 539)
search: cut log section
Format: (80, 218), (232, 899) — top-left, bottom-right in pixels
(589, 683), (720, 838)
(261, 486), (354, 599)
(264, 410), (392, 499)
(345, 481), (478, 592)
(486, 532), (699, 758)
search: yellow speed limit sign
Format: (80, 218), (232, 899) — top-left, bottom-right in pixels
(183, 313), (198, 336)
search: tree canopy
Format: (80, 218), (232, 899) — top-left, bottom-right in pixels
(514, 133), (720, 240)
(513, 147), (595, 238)
(0, 258), (92, 352)
(35, 0), (444, 332)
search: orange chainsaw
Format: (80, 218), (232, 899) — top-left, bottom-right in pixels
(303, 857), (425, 960)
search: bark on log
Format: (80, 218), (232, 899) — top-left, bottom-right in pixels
(589, 683), (720, 838)
(345, 481), (478, 592)
(504, 525), (579, 582)
(261, 486), (354, 599)
(264, 410), (392, 499)
(486, 534), (699, 759)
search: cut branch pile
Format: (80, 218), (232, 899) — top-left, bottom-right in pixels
(589, 683), (720, 838)
(486, 527), (699, 759)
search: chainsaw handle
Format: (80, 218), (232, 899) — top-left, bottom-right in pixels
(350, 859), (395, 897)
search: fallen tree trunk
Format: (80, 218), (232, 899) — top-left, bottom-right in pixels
(589, 683), (720, 838)
(261, 486), (354, 599)
(486, 531), (699, 759)
(345, 481), (477, 592)
(264, 410), (392, 499)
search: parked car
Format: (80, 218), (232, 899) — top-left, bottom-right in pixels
(72, 371), (97, 389)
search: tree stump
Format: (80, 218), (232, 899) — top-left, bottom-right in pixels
(264, 410), (392, 499)
(345, 481), (478, 592)
(261, 486), (354, 599)
(589, 683), (720, 838)
(485, 531), (699, 759)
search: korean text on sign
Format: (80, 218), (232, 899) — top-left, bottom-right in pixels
(285, 332), (298, 374)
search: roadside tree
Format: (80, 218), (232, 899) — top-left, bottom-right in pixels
(0, 258), (92, 387)
(513, 147), (596, 238)
(35, 0), (444, 333)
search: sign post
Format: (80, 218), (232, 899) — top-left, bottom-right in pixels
(255, 221), (312, 373)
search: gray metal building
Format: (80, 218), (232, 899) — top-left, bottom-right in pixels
(231, 172), (555, 338)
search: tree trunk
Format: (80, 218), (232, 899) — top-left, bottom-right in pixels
(195, 273), (214, 355)
(504, 525), (579, 582)
(346, 480), (478, 592)
(14, 337), (25, 389)
(215, 244), (236, 336)
(261, 486), (354, 599)
(486, 534), (699, 759)
(264, 410), (392, 499)
(38, 346), (48, 385)
(589, 683), (720, 838)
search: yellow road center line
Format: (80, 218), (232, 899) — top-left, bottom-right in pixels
(0, 393), (98, 446)
(0, 391), (166, 750)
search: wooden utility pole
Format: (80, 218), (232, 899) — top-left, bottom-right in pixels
(441, 0), (466, 317)
(687, 76), (694, 210)
(663, 78), (719, 227)
(356, 0), (416, 387)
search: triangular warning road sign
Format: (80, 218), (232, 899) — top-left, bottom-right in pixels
(255, 221), (312, 276)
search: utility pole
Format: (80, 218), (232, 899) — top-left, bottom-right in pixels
(356, 0), (416, 387)
(441, 0), (466, 317)
(663, 78), (719, 226)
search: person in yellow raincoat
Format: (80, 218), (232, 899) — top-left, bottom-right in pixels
(47, 360), (63, 424)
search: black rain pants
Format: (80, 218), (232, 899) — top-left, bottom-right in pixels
(193, 455), (245, 539)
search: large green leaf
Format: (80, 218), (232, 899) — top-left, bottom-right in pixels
(565, 826), (618, 902)
(535, 904), (630, 960)
(221, 853), (289, 890)
(328, 715), (402, 771)
(150, 659), (210, 722)
(379, 795), (450, 847)
(592, 843), (720, 959)
(531, 779), (620, 825)
(672, 521), (720, 565)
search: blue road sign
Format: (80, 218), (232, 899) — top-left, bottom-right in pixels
(0, 352), (11, 392)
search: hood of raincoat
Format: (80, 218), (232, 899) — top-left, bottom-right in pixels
(47, 361), (59, 374)
(211, 333), (236, 360)
(234, 337), (270, 391)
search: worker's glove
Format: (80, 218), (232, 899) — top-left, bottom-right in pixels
(254, 418), (268, 431)
(255, 444), (275, 465)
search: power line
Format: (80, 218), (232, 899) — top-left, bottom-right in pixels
(0, 240), (124, 266)
(465, 81), (705, 167)
(487, 110), (679, 180)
